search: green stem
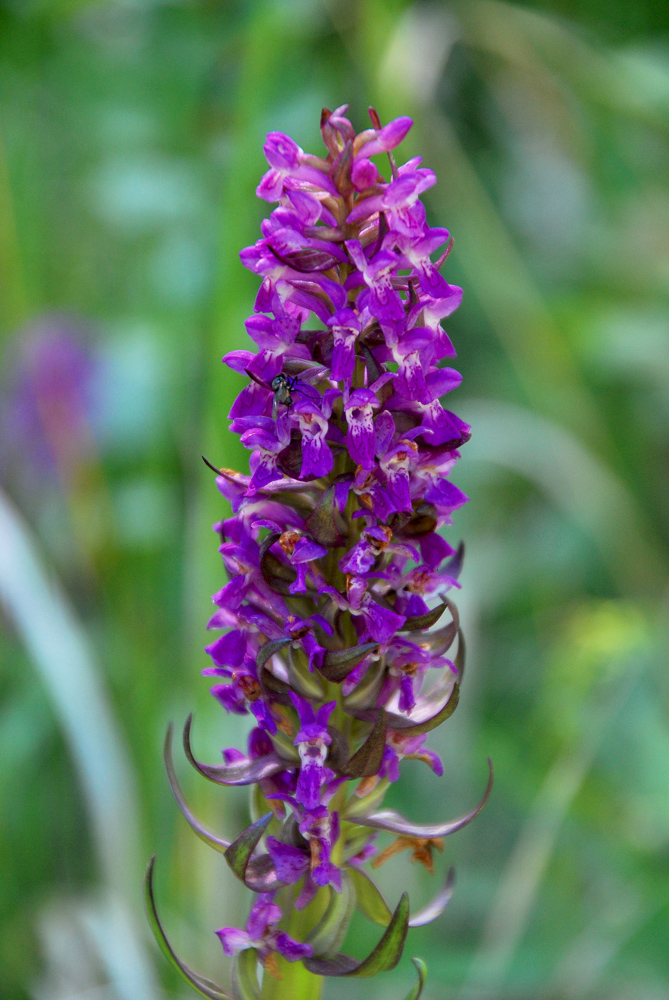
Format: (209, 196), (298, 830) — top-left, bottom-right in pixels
(260, 888), (325, 1000)
(259, 957), (323, 1000)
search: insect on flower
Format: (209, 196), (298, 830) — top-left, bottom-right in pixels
(245, 368), (308, 419)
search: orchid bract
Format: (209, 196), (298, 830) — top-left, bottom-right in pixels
(146, 104), (491, 1000)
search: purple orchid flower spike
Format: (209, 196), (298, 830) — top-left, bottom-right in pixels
(148, 104), (490, 1000)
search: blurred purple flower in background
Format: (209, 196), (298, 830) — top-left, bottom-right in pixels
(0, 315), (97, 489)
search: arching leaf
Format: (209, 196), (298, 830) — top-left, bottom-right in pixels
(256, 638), (291, 672)
(402, 958), (427, 1000)
(231, 947), (262, 1000)
(355, 759), (493, 838)
(306, 872), (356, 958)
(224, 813), (273, 882)
(303, 892), (409, 977)
(387, 683), (460, 737)
(183, 715), (286, 784)
(320, 642), (378, 682)
(409, 868), (455, 927)
(164, 723), (229, 854)
(342, 710), (387, 777)
(144, 856), (233, 1000)
(400, 603), (447, 632)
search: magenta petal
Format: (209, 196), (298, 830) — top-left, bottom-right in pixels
(274, 932), (313, 961)
(215, 927), (250, 956)
(266, 837), (309, 885)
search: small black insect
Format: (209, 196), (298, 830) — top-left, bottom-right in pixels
(245, 368), (307, 419)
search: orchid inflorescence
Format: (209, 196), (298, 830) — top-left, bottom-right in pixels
(146, 104), (492, 1000)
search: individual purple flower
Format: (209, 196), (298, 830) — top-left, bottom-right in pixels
(267, 782), (344, 908)
(275, 529), (328, 593)
(407, 286), (462, 357)
(355, 115), (413, 158)
(381, 731), (444, 783)
(346, 240), (406, 321)
(216, 892), (312, 970)
(203, 653), (277, 733)
(379, 638), (456, 715)
(327, 308), (361, 382)
(291, 399), (334, 480)
(238, 415), (291, 492)
(290, 693), (336, 809)
(345, 575), (407, 643)
(344, 388), (378, 469)
(395, 227), (452, 298)
(257, 131), (337, 202)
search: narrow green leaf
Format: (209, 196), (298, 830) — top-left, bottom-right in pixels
(454, 628), (466, 680)
(144, 856), (233, 1000)
(402, 958), (427, 1000)
(388, 683), (460, 737)
(343, 659), (384, 710)
(400, 603), (447, 632)
(306, 872), (356, 958)
(231, 948), (262, 1000)
(348, 867), (392, 926)
(409, 868), (455, 928)
(320, 642), (378, 682)
(183, 715), (286, 784)
(342, 710), (387, 777)
(417, 599), (459, 655)
(288, 650), (325, 699)
(303, 892), (409, 977)
(326, 724), (350, 770)
(304, 484), (349, 546)
(224, 813), (273, 882)
(356, 759), (494, 838)
(163, 723), (230, 854)
(444, 541), (464, 580)
(268, 728), (300, 762)
(342, 779), (389, 819)
(257, 639), (291, 672)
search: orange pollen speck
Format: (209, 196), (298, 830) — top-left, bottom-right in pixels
(237, 675), (261, 701)
(279, 530), (300, 555)
(408, 571), (431, 594)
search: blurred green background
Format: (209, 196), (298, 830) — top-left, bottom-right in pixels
(1, 0), (669, 997)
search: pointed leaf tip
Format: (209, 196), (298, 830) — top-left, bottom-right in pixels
(342, 709), (387, 777)
(224, 813), (273, 883)
(356, 758), (493, 838)
(321, 641), (378, 682)
(144, 856), (233, 999)
(402, 958), (427, 1000)
(409, 867), (455, 927)
(303, 890), (409, 977)
(183, 715), (286, 785)
(400, 602), (448, 632)
(164, 722), (230, 854)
